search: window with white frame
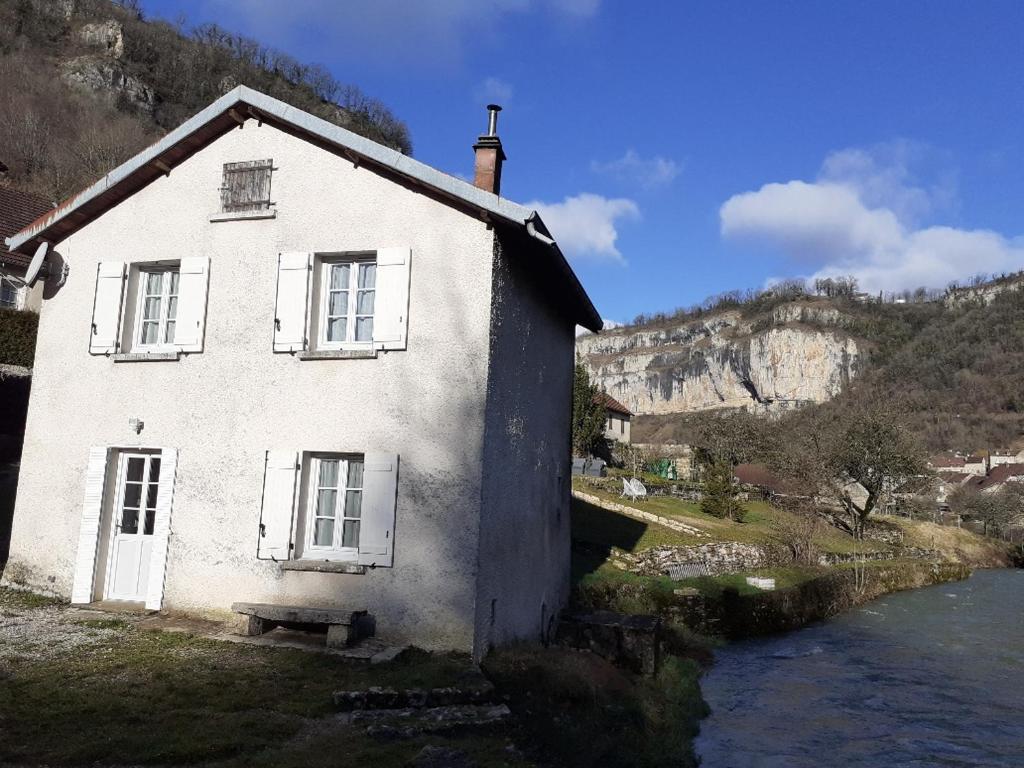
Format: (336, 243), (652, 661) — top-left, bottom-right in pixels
(319, 258), (377, 348)
(306, 455), (364, 559)
(220, 159), (273, 213)
(133, 267), (180, 350)
(0, 275), (23, 310)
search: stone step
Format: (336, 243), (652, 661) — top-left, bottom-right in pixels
(342, 703), (511, 740)
(333, 680), (497, 711)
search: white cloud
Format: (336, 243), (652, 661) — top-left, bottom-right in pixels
(527, 193), (639, 263)
(201, 0), (600, 66)
(475, 77), (513, 106)
(719, 144), (1023, 294)
(591, 149), (681, 189)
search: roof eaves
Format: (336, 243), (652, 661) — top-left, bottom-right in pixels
(7, 85), (535, 253)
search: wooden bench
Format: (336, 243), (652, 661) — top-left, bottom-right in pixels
(231, 602), (373, 648)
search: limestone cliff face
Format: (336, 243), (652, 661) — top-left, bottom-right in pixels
(577, 304), (859, 416)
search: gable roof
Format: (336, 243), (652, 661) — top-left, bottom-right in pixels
(5, 86), (601, 331)
(0, 186), (53, 270)
(593, 391), (632, 416)
(976, 463), (1024, 492)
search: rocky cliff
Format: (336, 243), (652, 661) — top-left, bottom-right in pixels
(577, 303), (859, 417)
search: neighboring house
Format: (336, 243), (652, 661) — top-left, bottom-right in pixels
(963, 454), (988, 476)
(595, 391), (632, 444)
(975, 463), (1024, 494)
(0, 87), (601, 659)
(0, 185), (53, 312)
(988, 450), (1017, 468)
(927, 454), (968, 473)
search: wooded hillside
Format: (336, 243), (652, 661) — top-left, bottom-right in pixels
(0, 0), (411, 201)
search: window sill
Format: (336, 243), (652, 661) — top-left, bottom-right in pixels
(112, 351), (180, 362)
(298, 348), (378, 360)
(209, 209), (277, 222)
(279, 560), (366, 575)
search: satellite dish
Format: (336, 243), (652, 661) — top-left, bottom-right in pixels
(24, 241), (48, 286)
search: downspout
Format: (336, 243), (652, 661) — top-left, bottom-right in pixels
(525, 212), (556, 247)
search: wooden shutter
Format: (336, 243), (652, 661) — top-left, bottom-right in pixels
(273, 253), (311, 352)
(358, 452), (399, 567)
(257, 450), (298, 560)
(71, 446), (110, 604)
(144, 447), (178, 611)
(372, 248), (411, 351)
(89, 262), (126, 355)
(173, 257), (210, 353)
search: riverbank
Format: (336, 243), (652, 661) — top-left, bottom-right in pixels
(568, 488), (1013, 766)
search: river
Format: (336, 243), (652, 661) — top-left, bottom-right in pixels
(695, 569), (1024, 767)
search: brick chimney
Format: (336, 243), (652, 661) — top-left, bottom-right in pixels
(473, 104), (506, 195)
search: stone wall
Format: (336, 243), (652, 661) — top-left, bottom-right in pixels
(614, 542), (777, 577)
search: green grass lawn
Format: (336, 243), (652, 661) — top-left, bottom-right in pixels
(572, 478), (872, 557)
(0, 589), (522, 767)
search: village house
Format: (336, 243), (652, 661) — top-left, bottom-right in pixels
(0, 86), (601, 659)
(0, 182), (53, 312)
(595, 391), (632, 445)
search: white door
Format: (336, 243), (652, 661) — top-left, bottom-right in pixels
(105, 453), (161, 601)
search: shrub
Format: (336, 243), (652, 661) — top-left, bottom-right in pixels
(0, 308), (38, 368)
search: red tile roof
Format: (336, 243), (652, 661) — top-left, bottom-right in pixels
(929, 454), (966, 468)
(593, 391), (632, 416)
(976, 463), (1024, 492)
(0, 187), (53, 269)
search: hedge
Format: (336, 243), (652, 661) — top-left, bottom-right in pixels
(0, 308), (39, 368)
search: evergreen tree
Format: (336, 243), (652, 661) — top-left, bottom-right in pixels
(700, 460), (745, 521)
(572, 363), (607, 457)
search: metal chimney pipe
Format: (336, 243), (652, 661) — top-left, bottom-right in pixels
(486, 104), (502, 137)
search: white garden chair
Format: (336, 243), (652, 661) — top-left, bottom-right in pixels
(622, 477), (648, 501)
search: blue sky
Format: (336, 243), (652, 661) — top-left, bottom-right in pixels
(142, 0), (1024, 324)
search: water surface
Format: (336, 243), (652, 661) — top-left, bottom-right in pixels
(696, 569), (1024, 767)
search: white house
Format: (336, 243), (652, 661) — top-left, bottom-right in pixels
(1, 87), (601, 659)
(595, 392), (632, 445)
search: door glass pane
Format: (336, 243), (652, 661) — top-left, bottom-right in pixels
(169, 271), (180, 294)
(127, 458), (145, 482)
(120, 508), (139, 534)
(123, 483), (142, 509)
(355, 317), (373, 341)
(327, 317), (347, 342)
(342, 519), (360, 548)
(146, 483), (159, 511)
(345, 490), (362, 519)
(145, 272), (163, 294)
(314, 518), (335, 547)
(149, 458), (161, 483)
(330, 263), (350, 289)
(143, 508), (155, 536)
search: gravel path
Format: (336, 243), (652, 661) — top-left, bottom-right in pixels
(0, 592), (126, 663)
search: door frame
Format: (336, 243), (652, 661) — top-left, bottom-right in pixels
(103, 450), (158, 602)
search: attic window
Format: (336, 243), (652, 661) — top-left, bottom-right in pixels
(220, 159), (274, 213)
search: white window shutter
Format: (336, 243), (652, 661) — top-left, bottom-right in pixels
(372, 248), (411, 351)
(358, 452), (399, 567)
(273, 252), (311, 352)
(257, 450), (299, 560)
(173, 257), (210, 353)
(89, 262), (126, 355)
(145, 447), (178, 611)
(71, 446), (110, 604)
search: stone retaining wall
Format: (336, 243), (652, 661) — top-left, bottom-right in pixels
(615, 542), (776, 577)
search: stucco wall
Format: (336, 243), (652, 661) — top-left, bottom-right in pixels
(0, 265), (43, 312)
(603, 414), (630, 444)
(473, 231), (574, 659)
(4, 122), (497, 651)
